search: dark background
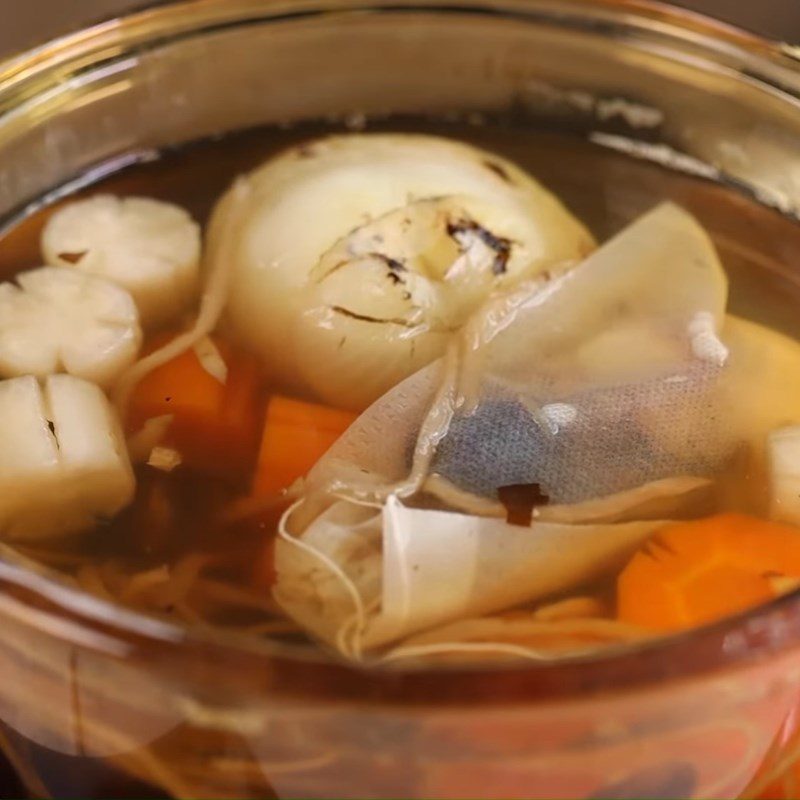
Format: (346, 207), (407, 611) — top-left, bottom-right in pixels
(2, 0), (800, 55)
(1, 0), (799, 797)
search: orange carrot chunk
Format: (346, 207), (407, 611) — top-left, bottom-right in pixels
(127, 337), (264, 478)
(617, 513), (800, 631)
(252, 395), (357, 497)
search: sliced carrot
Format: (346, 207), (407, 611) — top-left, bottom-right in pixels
(617, 513), (800, 631)
(127, 336), (264, 479)
(252, 395), (357, 497)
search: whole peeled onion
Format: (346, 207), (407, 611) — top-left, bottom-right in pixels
(212, 133), (594, 411)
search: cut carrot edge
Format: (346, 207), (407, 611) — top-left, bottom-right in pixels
(617, 513), (800, 631)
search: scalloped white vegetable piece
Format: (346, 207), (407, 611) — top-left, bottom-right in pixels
(42, 195), (201, 328)
(0, 266), (142, 387)
(215, 133), (595, 410)
(0, 375), (135, 540)
(274, 497), (666, 654)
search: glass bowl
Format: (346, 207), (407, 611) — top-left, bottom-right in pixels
(2, 1), (800, 797)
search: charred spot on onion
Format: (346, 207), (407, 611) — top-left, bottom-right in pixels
(483, 159), (513, 184)
(446, 217), (513, 276)
(56, 250), (89, 264)
(368, 252), (407, 285)
(314, 259), (349, 283)
(330, 305), (417, 327)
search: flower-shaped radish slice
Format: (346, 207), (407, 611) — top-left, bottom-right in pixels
(42, 195), (201, 327)
(0, 266), (142, 387)
(0, 375), (135, 540)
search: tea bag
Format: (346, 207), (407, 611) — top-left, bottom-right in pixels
(275, 203), (800, 657)
(274, 497), (667, 653)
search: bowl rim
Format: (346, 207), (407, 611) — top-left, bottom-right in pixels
(2, 0), (800, 707)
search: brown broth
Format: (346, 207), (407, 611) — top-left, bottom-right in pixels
(3, 116), (800, 800)
(1, 117), (800, 638)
